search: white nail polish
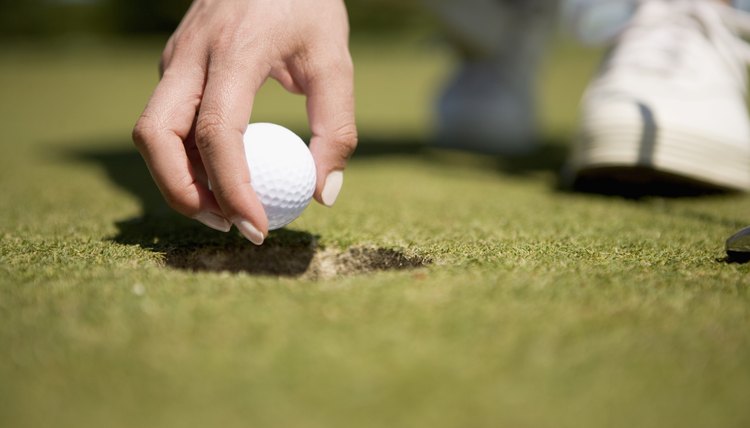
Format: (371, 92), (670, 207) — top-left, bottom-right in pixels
(235, 219), (265, 245)
(194, 212), (232, 232)
(321, 170), (344, 207)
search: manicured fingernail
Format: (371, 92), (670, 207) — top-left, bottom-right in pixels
(194, 212), (231, 232)
(321, 170), (344, 207)
(235, 219), (264, 245)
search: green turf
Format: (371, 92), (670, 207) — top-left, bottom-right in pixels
(2, 36), (750, 428)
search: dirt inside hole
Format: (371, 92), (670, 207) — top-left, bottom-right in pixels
(166, 240), (429, 279)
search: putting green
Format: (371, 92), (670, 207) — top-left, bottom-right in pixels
(1, 37), (750, 428)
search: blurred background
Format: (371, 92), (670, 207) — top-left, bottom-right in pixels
(0, 0), (462, 140)
(0, 0), (601, 141)
(0, 0), (430, 38)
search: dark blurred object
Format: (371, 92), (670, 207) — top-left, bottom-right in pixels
(348, 0), (429, 35)
(0, 0), (429, 37)
(108, 0), (191, 33)
(0, 0), (107, 36)
(726, 225), (750, 263)
(0, 0), (189, 36)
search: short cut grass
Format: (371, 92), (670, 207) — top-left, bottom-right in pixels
(1, 37), (750, 428)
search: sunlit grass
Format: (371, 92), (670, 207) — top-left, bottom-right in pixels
(1, 37), (749, 428)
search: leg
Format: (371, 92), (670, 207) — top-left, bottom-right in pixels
(422, 0), (558, 155)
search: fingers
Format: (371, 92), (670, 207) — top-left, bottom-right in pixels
(304, 52), (358, 207)
(133, 58), (233, 233)
(194, 50), (271, 245)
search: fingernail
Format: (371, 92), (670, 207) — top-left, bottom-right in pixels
(321, 170), (344, 207)
(235, 219), (264, 245)
(194, 212), (232, 232)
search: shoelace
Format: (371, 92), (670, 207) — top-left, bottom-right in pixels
(572, 0), (750, 86)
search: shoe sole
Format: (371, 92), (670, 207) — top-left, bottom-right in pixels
(566, 116), (750, 194)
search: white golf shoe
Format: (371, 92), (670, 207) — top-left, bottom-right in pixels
(567, 0), (750, 194)
(424, 0), (556, 155)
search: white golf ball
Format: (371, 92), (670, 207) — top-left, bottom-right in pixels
(243, 123), (316, 230)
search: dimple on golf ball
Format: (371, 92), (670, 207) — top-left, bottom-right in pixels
(243, 123), (316, 230)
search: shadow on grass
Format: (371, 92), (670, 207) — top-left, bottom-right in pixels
(566, 167), (734, 199)
(68, 133), (743, 207)
(355, 136), (734, 200)
(65, 144), (319, 275)
(67, 139), (431, 277)
(66, 134), (742, 273)
(116, 216), (320, 275)
(354, 136), (737, 201)
(351, 135), (570, 177)
(66, 132), (749, 203)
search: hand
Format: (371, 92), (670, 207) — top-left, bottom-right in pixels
(132, 0), (357, 245)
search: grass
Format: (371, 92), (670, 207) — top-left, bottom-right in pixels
(2, 35), (750, 427)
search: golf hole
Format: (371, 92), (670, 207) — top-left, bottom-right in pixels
(165, 243), (429, 279)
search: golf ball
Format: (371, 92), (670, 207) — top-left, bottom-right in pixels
(243, 123), (316, 230)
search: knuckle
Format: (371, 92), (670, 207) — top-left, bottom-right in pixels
(314, 50), (354, 77)
(194, 113), (228, 151)
(172, 31), (196, 50)
(339, 51), (354, 74)
(212, 30), (235, 52)
(132, 116), (160, 149)
(210, 23), (246, 56)
(162, 177), (197, 215)
(333, 124), (358, 156)
(210, 180), (245, 208)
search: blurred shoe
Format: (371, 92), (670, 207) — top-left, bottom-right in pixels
(566, 0), (750, 194)
(424, 0), (556, 155)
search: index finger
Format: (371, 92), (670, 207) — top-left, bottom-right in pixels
(194, 50), (272, 245)
(133, 61), (232, 233)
